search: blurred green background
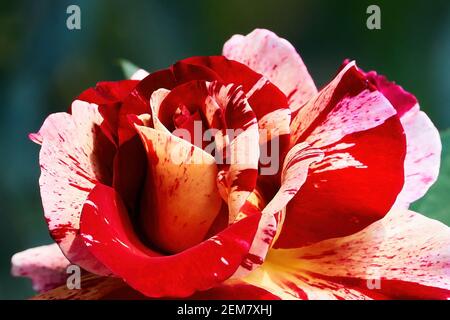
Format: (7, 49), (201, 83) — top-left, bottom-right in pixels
(0, 0), (449, 299)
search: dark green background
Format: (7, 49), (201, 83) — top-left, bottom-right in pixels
(0, 0), (449, 299)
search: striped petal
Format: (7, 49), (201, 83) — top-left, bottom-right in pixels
(244, 208), (450, 300)
(37, 101), (112, 274)
(11, 244), (70, 293)
(277, 62), (406, 248)
(223, 28), (317, 115)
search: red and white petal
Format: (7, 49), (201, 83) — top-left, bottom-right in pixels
(290, 61), (390, 146)
(80, 184), (262, 298)
(11, 244), (71, 293)
(246, 79), (291, 176)
(269, 208), (450, 299)
(362, 70), (441, 207)
(394, 108), (441, 207)
(135, 125), (223, 254)
(223, 29), (317, 114)
(344, 66), (441, 207)
(38, 101), (111, 274)
(277, 62), (406, 248)
(232, 143), (324, 277)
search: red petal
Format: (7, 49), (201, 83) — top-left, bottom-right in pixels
(80, 184), (261, 298)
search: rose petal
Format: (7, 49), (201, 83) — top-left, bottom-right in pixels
(276, 62), (406, 248)
(364, 70), (418, 117)
(32, 274), (280, 300)
(79, 184), (261, 298)
(77, 80), (139, 144)
(156, 80), (261, 224)
(223, 28), (317, 115)
(37, 101), (112, 274)
(189, 280), (281, 300)
(135, 124), (223, 253)
(11, 244), (71, 293)
(394, 108), (441, 207)
(250, 208), (450, 300)
(362, 71), (441, 207)
(32, 274), (138, 300)
(232, 142), (324, 277)
(339, 64), (442, 207)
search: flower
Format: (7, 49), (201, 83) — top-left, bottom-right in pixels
(12, 29), (449, 300)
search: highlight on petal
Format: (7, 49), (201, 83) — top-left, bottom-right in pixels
(130, 69), (150, 80)
(11, 244), (71, 293)
(245, 208), (450, 300)
(80, 184), (262, 298)
(276, 62), (406, 248)
(37, 101), (112, 274)
(223, 28), (317, 114)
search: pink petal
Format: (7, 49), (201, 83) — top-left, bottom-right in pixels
(223, 29), (317, 114)
(11, 244), (71, 293)
(276, 62), (406, 248)
(37, 101), (112, 274)
(394, 108), (441, 207)
(79, 184), (262, 298)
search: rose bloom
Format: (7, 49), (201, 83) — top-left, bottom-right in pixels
(12, 29), (450, 300)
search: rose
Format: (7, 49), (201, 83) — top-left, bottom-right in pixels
(12, 29), (450, 299)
